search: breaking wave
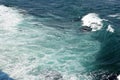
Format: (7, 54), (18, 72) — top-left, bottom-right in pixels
(81, 13), (115, 33)
(81, 13), (103, 31)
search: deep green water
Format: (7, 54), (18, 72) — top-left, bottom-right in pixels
(0, 0), (120, 80)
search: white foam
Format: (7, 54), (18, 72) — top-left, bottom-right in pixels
(117, 75), (120, 80)
(81, 13), (103, 31)
(108, 13), (120, 19)
(0, 5), (23, 31)
(108, 13), (120, 17)
(106, 25), (114, 33)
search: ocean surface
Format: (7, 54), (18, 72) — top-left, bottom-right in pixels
(0, 0), (120, 80)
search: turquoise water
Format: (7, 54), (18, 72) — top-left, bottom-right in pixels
(0, 0), (120, 80)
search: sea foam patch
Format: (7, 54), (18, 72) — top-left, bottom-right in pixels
(81, 13), (103, 31)
(0, 5), (23, 31)
(106, 25), (114, 33)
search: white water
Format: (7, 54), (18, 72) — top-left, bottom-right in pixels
(0, 5), (115, 79)
(117, 75), (120, 80)
(0, 5), (23, 32)
(0, 5), (101, 80)
(81, 13), (103, 31)
(106, 25), (114, 33)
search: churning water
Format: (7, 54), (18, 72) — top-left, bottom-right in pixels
(0, 0), (120, 80)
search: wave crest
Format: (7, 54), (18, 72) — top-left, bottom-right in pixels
(81, 13), (103, 31)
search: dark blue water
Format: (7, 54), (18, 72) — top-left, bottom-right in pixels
(0, 0), (120, 80)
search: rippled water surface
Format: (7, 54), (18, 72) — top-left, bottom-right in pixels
(0, 0), (120, 80)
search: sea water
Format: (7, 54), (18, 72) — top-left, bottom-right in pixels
(0, 0), (120, 80)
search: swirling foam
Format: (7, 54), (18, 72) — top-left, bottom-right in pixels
(0, 6), (101, 80)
